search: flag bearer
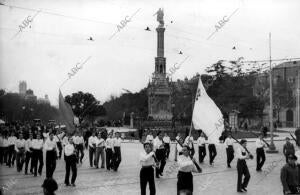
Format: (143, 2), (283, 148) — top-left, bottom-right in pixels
(177, 145), (201, 195)
(139, 142), (157, 195)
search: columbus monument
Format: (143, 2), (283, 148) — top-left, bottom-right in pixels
(147, 8), (173, 121)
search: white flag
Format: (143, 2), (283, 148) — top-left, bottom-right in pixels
(192, 77), (224, 144)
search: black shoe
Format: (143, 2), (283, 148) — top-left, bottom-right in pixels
(34, 174), (37, 177)
(96, 166), (99, 169)
(101, 166), (104, 169)
(71, 183), (76, 187)
(65, 183), (71, 186)
(227, 165), (231, 168)
(256, 169), (262, 172)
(237, 189), (244, 193)
(159, 173), (163, 176)
(156, 175), (160, 178)
(242, 187), (247, 192)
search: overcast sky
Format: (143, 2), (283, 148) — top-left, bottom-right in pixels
(0, 0), (299, 106)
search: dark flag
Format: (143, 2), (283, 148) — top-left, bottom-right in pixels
(59, 90), (75, 133)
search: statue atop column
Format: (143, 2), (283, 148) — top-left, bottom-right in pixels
(155, 8), (164, 28)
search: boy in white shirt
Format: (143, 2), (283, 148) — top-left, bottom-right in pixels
(45, 132), (59, 178)
(32, 133), (44, 176)
(139, 142), (157, 195)
(163, 132), (171, 159)
(24, 133), (34, 174)
(112, 132), (122, 171)
(105, 132), (114, 170)
(88, 132), (96, 167)
(197, 132), (206, 163)
(177, 145), (202, 194)
(7, 131), (17, 167)
(224, 134), (235, 168)
(15, 133), (26, 172)
(95, 133), (105, 169)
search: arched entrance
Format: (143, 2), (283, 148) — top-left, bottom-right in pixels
(286, 109), (294, 127)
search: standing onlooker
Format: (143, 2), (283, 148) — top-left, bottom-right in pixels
(280, 154), (300, 194)
(283, 137), (295, 163)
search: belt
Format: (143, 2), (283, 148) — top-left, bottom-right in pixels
(141, 165), (153, 168)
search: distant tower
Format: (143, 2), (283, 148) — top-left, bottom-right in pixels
(19, 81), (27, 94)
(148, 8), (172, 120)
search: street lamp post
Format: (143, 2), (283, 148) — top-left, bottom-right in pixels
(266, 33), (278, 153)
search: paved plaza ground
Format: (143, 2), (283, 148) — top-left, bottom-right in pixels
(0, 139), (292, 195)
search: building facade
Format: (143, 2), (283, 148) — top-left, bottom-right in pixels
(19, 81), (27, 95)
(253, 61), (300, 128)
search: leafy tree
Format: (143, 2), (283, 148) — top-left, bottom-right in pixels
(64, 91), (106, 123)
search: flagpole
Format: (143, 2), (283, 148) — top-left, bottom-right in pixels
(188, 75), (201, 137)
